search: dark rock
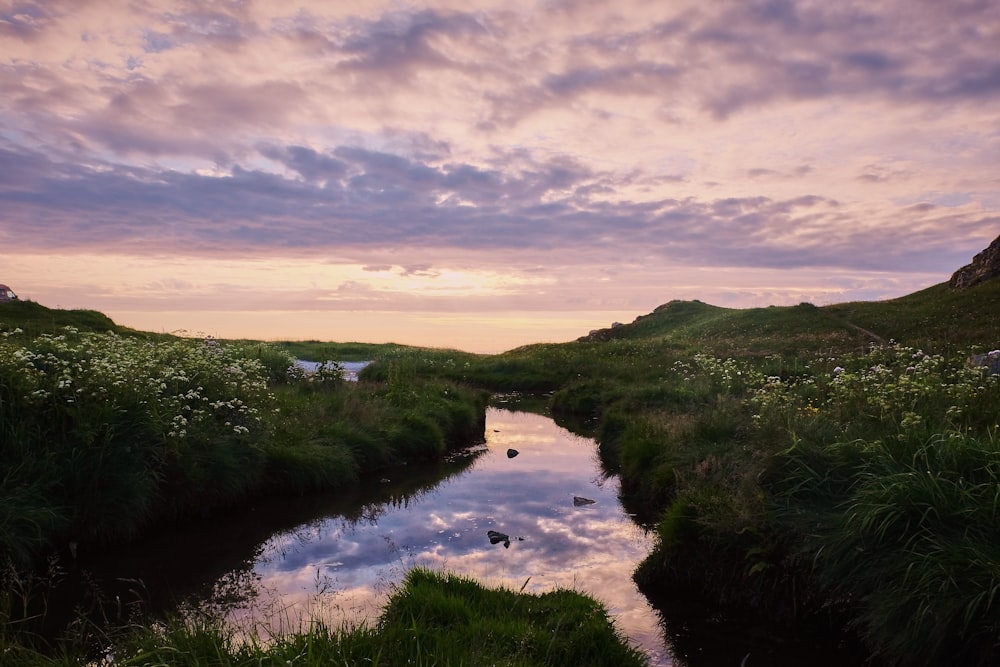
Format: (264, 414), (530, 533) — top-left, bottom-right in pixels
(488, 530), (510, 548)
(573, 496), (596, 506)
(506, 448), (519, 458)
(950, 235), (1000, 289)
(487, 530), (524, 548)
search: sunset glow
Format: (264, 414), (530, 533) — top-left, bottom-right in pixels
(2, 1), (998, 352)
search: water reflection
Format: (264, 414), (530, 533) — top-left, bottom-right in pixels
(212, 406), (671, 665)
(65, 399), (869, 666)
(71, 444), (485, 619)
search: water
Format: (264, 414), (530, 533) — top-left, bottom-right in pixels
(292, 359), (370, 381)
(212, 404), (671, 664)
(64, 398), (866, 665)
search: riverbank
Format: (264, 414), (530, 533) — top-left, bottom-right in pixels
(0, 328), (487, 567)
(1, 569), (647, 667)
(0, 323), (654, 666)
(361, 293), (1000, 666)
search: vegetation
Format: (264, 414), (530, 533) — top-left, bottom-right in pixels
(4, 276), (1000, 666)
(275, 339), (416, 363)
(357, 278), (1000, 666)
(0, 322), (487, 568)
(0, 300), (135, 340)
(0, 569), (645, 667)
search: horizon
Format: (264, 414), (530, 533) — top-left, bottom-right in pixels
(4, 272), (959, 355)
(2, 1), (998, 353)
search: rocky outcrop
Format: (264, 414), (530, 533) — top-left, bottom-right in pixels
(950, 235), (1000, 289)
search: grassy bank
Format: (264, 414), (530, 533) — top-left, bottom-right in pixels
(363, 279), (1000, 665)
(0, 305), (650, 667)
(0, 324), (487, 568)
(1, 569), (648, 667)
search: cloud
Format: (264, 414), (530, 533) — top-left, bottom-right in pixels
(334, 9), (489, 76)
(3, 137), (994, 277)
(1, 0), (998, 348)
(0, 1), (56, 41)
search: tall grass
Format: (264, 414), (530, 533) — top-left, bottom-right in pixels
(0, 328), (487, 568)
(632, 344), (1000, 665)
(417, 323), (1000, 664)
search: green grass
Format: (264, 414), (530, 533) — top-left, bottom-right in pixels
(366, 278), (1000, 665)
(274, 339), (413, 363)
(6, 275), (1000, 665)
(0, 327), (487, 568)
(0, 569), (648, 667)
(0, 300), (125, 339)
(825, 279), (1000, 354)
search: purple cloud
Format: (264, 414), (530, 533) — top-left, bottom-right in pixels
(1, 0), (998, 316)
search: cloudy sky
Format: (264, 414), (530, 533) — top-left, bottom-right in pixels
(2, 1), (998, 352)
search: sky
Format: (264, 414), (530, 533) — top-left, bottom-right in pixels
(1, 0), (998, 353)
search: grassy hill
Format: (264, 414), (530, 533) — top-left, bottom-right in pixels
(0, 299), (126, 338)
(4, 274), (997, 358)
(579, 278), (1000, 356)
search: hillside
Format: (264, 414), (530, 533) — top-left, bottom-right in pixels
(0, 299), (127, 338)
(578, 277), (1000, 357)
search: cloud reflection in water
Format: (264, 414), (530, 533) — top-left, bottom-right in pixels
(219, 408), (670, 664)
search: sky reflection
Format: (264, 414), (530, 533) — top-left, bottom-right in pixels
(218, 407), (670, 664)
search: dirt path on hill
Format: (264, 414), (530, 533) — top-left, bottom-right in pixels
(820, 310), (887, 346)
(843, 321), (887, 345)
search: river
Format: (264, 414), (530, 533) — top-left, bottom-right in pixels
(67, 396), (865, 666)
(210, 401), (669, 664)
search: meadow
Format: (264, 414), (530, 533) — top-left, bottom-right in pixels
(3, 275), (1000, 666)
(0, 324), (488, 569)
(0, 304), (557, 665)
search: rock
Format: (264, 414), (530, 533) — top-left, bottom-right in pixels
(506, 448), (519, 458)
(950, 235), (1000, 289)
(573, 496), (596, 506)
(487, 530), (524, 548)
(488, 530), (511, 548)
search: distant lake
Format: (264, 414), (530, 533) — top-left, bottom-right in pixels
(293, 359), (371, 381)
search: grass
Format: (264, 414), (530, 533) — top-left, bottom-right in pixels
(359, 277), (1000, 666)
(6, 274), (1000, 665)
(0, 569), (648, 667)
(0, 326), (488, 568)
(0, 300), (160, 341)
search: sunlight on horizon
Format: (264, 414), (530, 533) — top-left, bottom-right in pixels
(112, 309), (638, 354)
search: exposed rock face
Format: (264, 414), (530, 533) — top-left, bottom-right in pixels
(950, 235), (1000, 289)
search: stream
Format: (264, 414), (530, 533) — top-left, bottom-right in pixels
(211, 400), (668, 663)
(66, 396), (866, 666)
